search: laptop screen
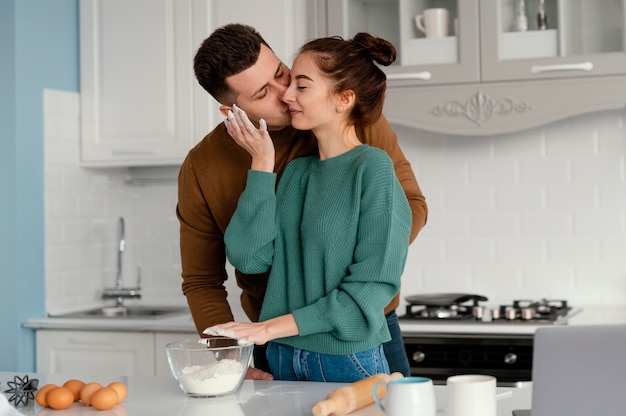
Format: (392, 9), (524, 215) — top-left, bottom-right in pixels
(529, 324), (626, 416)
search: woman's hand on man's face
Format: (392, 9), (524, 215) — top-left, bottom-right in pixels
(225, 104), (275, 172)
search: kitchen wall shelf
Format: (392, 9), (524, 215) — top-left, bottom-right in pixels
(403, 37), (458, 66)
(311, 0), (626, 135)
(499, 29), (558, 60)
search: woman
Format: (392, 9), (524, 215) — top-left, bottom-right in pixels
(205, 33), (412, 382)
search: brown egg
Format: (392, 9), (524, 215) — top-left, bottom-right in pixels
(80, 382), (103, 406)
(35, 383), (58, 407)
(46, 386), (74, 410)
(62, 379), (86, 402)
(90, 387), (119, 410)
(107, 381), (128, 403)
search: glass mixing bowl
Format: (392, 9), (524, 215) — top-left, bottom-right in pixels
(165, 337), (253, 398)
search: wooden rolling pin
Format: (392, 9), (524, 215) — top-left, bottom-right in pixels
(311, 372), (404, 416)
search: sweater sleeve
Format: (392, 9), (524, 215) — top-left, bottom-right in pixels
(224, 170), (278, 274)
(178, 149), (235, 333)
(359, 115), (427, 243)
(292, 151), (412, 341)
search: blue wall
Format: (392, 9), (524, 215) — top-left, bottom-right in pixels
(0, 0), (79, 371)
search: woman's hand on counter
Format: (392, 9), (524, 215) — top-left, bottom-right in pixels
(245, 367), (274, 381)
(203, 314), (298, 345)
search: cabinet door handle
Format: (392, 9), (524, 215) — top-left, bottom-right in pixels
(387, 71), (432, 81)
(530, 62), (594, 74)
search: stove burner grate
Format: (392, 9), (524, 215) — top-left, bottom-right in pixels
(491, 299), (571, 323)
(401, 295), (574, 324)
(404, 304), (479, 320)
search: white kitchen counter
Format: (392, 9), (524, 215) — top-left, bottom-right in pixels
(23, 310), (198, 333)
(24, 305), (626, 335)
(0, 371), (532, 416)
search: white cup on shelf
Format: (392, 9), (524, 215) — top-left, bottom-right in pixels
(415, 8), (449, 38)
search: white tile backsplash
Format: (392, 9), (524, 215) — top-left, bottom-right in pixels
(44, 88), (626, 319)
(44, 89), (185, 315)
(393, 110), (626, 308)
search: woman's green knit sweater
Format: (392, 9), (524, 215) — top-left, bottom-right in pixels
(225, 145), (411, 355)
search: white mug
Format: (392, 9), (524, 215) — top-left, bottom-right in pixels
(372, 376), (436, 416)
(415, 8), (449, 38)
(446, 374), (497, 416)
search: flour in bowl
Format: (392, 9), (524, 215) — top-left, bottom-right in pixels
(179, 359), (245, 395)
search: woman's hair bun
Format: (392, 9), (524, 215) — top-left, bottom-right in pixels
(351, 32), (397, 66)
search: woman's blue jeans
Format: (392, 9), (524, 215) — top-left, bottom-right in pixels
(383, 310), (411, 377)
(254, 310), (411, 378)
(266, 341), (389, 382)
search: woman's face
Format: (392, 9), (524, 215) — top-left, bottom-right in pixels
(282, 52), (338, 132)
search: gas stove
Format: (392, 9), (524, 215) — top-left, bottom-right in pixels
(401, 293), (577, 325)
(399, 293), (583, 386)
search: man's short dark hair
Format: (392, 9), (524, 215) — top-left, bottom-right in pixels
(194, 23), (270, 104)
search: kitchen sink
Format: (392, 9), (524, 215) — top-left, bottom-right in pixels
(52, 305), (189, 319)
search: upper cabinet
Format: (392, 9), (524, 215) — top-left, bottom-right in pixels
(313, 0), (626, 135)
(80, 0), (201, 167)
(80, 0), (308, 167)
(480, 0), (626, 81)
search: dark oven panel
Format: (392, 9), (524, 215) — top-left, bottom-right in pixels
(403, 333), (533, 386)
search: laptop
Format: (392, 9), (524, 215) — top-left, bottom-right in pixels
(513, 324), (626, 416)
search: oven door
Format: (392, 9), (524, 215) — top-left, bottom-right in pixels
(403, 332), (533, 387)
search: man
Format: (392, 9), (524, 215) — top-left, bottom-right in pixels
(176, 23), (427, 380)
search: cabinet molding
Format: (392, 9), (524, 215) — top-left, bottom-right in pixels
(429, 91), (534, 127)
(385, 76), (626, 135)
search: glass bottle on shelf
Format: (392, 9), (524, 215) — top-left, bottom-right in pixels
(537, 0), (547, 30)
(513, 0), (528, 32)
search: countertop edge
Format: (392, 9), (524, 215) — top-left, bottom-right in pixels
(23, 313), (198, 333)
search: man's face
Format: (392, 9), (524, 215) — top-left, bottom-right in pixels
(223, 44), (292, 130)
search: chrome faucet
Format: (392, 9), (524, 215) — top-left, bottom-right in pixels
(116, 216), (125, 290)
(102, 217), (141, 307)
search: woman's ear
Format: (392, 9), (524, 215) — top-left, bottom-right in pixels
(335, 90), (356, 111)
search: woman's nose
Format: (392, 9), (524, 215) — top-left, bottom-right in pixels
(281, 85), (294, 103)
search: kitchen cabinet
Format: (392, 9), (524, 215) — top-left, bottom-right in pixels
(480, 0), (626, 82)
(80, 0), (309, 167)
(36, 330), (155, 376)
(312, 0), (626, 135)
(80, 0), (201, 167)
(35, 330), (195, 377)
